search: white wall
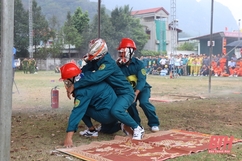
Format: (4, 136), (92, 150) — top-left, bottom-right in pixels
(36, 58), (80, 71)
(176, 50), (198, 55)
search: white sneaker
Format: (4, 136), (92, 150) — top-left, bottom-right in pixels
(132, 126), (144, 140)
(79, 129), (88, 135)
(79, 129), (98, 137)
(150, 126), (160, 132)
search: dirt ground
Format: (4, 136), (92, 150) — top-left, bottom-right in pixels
(9, 72), (242, 160)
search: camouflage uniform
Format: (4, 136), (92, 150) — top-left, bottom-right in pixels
(21, 58), (29, 74)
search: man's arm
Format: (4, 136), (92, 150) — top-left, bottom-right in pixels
(64, 131), (74, 148)
(135, 61), (146, 92)
(74, 60), (115, 89)
(64, 94), (91, 147)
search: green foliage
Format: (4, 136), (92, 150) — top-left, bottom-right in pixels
(63, 24), (82, 58)
(3, 0), (152, 60)
(87, 7), (116, 55)
(86, 5), (148, 58)
(110, 5), (148, 57)
(72, 7), (89, 34)
(32, 0), (53, 59)
(21, 0), (101, 27)
(49, 40), (64, 59)
(177, 42), (196, 51)
(141, 50), (160, 56)
(13, 0), (29, 58)
(129, 18), (149, 57)
(48, 15), (60, 31)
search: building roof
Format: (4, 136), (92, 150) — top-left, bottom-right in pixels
(226, 40), (242, 47)
(131, 7), (169, 16)
(191, 31), (242, 40)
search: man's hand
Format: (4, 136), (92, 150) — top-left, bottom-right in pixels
(64, 132), (74, 148)
(65, 84), (74, 100)
(133, 90), (140, 102)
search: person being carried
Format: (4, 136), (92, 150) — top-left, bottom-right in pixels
(117, 38), (160, 132)
(60, 63), (123, 148)
(66, 38), (144, 140)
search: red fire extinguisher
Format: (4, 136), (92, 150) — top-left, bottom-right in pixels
(51, 86), (59, 108)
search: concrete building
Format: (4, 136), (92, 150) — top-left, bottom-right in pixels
(131, 7), (182, 55)
(192, 31), (242, 56)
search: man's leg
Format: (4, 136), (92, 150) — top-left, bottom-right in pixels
(127, 102), (141, 126)
(84, 108), (121, 134)
(137, 88), (160, 130)
(110, 94), (144, 140)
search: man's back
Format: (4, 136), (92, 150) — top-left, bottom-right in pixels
(74, 81), (117, 111)
(78, 53), (134, 96)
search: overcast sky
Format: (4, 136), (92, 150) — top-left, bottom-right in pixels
(95, 0), (242, 27)
(213, 0), (241, 23)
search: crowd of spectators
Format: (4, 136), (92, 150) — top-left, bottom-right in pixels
(138, 53), (242, 77)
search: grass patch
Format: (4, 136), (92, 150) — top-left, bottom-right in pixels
(10, 71), (242, 160)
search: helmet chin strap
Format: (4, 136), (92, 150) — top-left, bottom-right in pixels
(68, 78), (75, 84)
(118, 48), (135, 65)
(127, 48), (134, 62)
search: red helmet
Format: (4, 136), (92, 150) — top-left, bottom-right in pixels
(117, 38), (136, 50)
(60, 63), (81, 80)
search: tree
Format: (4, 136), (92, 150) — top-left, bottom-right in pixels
(177, 42), (196, 51)
(72, 7), (89, 34)
(13, 0), (29, 58)
(129, 18), (149, 56)
(110, 5), (148, 57)
(48, 15), (60, 31)
(49, 38), (64, 64)
(141, 50), (160, 56)
(87, 5), (148, 58)
(87, 7), (116, 56)
(63, 12), (83, 58)
(32, 0), (52, 59)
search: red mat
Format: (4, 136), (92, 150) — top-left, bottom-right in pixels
(149, 98), (171, 102)
(57, 129), (241, 161)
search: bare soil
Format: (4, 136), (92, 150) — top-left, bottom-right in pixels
(9, 72), (242, 161)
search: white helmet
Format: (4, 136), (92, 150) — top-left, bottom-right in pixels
(87, 38), (108, 61)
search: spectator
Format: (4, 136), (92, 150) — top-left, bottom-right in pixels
(200, 65), (209, 76)
(160, 65), (169, 76)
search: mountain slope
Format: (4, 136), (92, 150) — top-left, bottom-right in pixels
(21, 0), (238, 36)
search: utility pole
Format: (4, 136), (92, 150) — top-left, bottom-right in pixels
(238, 19), (241, 41)
(98, 0), (101, 38)
(29, 0), (33, 58)
(170, 0), (177, 56)
(208, 0), (214, 93)
(0, 0), (14, 161)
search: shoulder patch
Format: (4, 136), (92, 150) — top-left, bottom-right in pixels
(74, 99), (80, 108)
(98, 64), (106, 70)
(141, 69), (146, 75)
